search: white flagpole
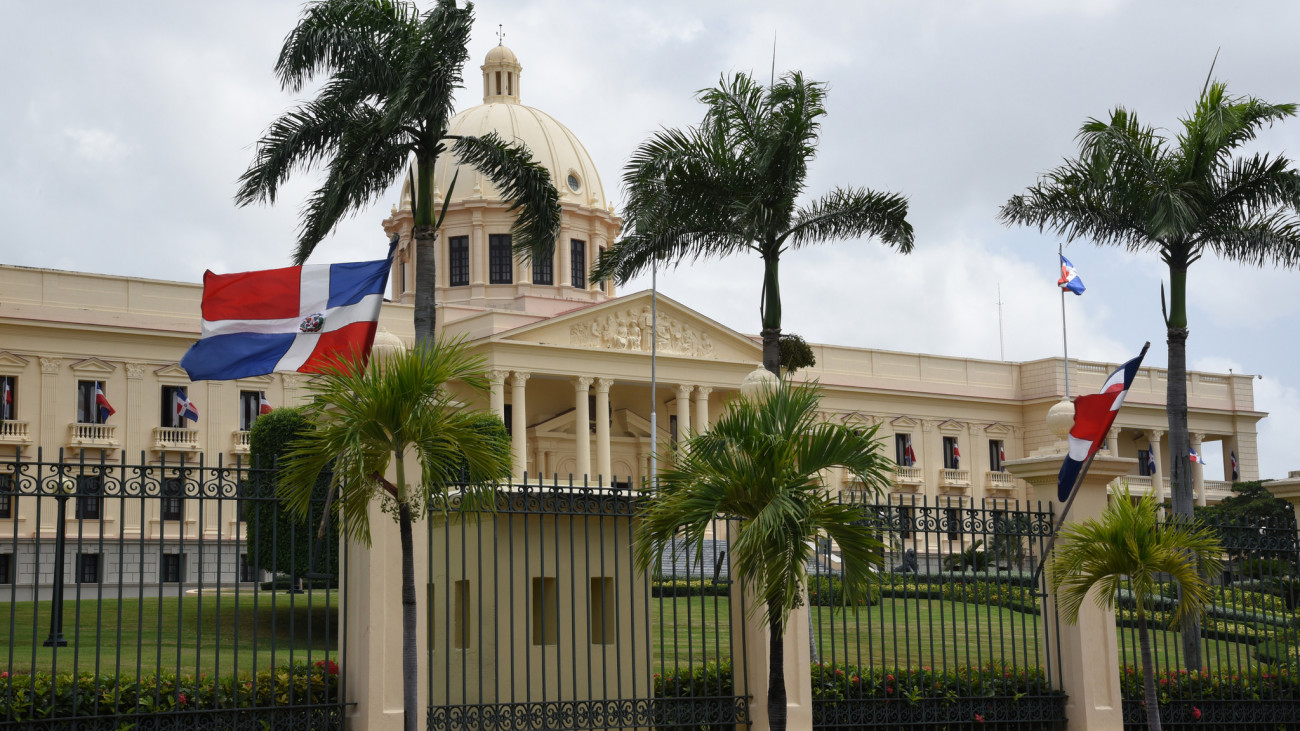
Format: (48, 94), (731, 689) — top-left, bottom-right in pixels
(997, 283), (1005, 361)
(1059, 244), (1070, 399)
(649, 259), (658, 491)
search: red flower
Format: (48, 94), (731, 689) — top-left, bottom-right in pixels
(178, 693), (187, 705)
(886, 674), (895, 682)
(1192, 707), (1202, 720)
(0, 672), (7, 679)
(886, 687), (893, 695)
(974, 713), (986, 723)
(315, 659), (339, 675)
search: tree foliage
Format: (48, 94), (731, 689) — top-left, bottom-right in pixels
(778, 333), (816, 374)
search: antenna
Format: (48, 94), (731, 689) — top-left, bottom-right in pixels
(496, 24), (505, 46)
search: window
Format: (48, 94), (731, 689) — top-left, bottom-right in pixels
(1138, 449), (1153, 477)
(76, 553), (100, 584)
(161, 478), (184, 521)
(75, 475), (101, 520)
(570, 240), (586, 288)
(566, 173), (581, 193)
(77, 380), (110, 424)
(489, 234), (513, 284)
(0, 554), (11, 584)
(0, 375), (15, 420)
(532, 577), (558, 645)
(503, 404), (513, 436)
(943, 436), (960, 470)
(239, 554), (257, 582)
(0, 473), (12, 520)
(399, 259), (407, 295)
(596, 246), (606, 290)
(160, 385), (185, 428)
(894, 434), (914, 467)
(945, 507), (961, 541)
(988, 440), (1005, 472)
(532, 253), (553, 285)
(239, 391), (263, 432)
(495, 70), (501, 96)
(448, 236), (470, 287)
(669, 414), (679, 447)
(162, 553), (184, 583)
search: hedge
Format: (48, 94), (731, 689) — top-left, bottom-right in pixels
(1118, 665), (1297, 702)
(0, 660), (338, 722)
(810, 661), (1060, 701)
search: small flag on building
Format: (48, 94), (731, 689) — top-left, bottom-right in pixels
(952, 443), (961, 469)
(903, 437), (917, 467)
(1058, 255), (1086, 295)
(1057, 344), (1149, 502)
(1189, 448), (1206, 465)
(999, 443), (1006, 463)
(95, 383), (116, 423)
(1, 379), (10, 421)
(1147, 450), (1156, 476)
(1230, 451), (1239, 481)
(175, 389), (199, 423)
(259, 393), (273, 416)
(180, 243), (394, 381)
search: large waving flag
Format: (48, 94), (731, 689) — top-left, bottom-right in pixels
(1057, 344), (1149, 501)
(1058, 255), (1086, 295)
(181, 249), (393, 381)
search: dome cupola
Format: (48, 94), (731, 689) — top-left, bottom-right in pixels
(482, 40), (521, 104)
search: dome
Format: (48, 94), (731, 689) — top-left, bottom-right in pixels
(484, 44), (518, 65)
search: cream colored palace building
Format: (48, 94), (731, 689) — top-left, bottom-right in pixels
(0, 45), (1264, 585)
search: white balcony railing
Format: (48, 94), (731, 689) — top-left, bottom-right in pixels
(232, 430), (252, 453)
(67, 422), (119, 448)
(152, 427), (200, 452)
(985, 470), (1017, 491)
(0, 420), (31, 443)
(939, 469), (971, 489)
(892, 466), (924, 490)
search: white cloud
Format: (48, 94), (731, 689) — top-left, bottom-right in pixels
(63, 127), (128, 163)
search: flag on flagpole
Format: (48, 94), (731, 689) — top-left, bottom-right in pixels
(174, 389), (199, 423)
(1147, 450), (1157, 476)
(1189, 448), (1206, 465)
(952, 443), (961, 469)
(903, 436), (917, 467)
(1058, 255), (1086, 295)
(95, 383), (116, 423)
(1230, 451), (1239, 481)
(999, 443), (1006, 463)
(259, 393), (273, 416)
(1, 379), (10, 421)
(181, 245), (394, 381)
(1057, 345), (1149, 501)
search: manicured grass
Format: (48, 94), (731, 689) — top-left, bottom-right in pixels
(0, 590), (337, 675)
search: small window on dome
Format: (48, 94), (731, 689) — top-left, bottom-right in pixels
(567, 173), (581, 193)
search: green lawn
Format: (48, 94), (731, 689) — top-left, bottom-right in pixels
(0, 590), (337, 676)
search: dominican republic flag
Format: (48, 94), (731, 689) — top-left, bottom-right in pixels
(1231, 450), (1239, 481)
(1189, 448), (1206, 465)
(95, 383), (116, 423)
(181, 248), (393, 381)
(1, 379), (10, 420)
(903, 437), (917, 467)
(1058, 255), (1086, 295)
(951, 443), (961, 469)
(999, 443), (1006, 463)
(259, 393), (273, 416)
(1147, 450), (1157, 476)
(1057, 343), (1149, 502)
(174, 389), (199, 423)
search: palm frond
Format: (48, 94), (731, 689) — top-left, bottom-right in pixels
(448, 132), (561, 263)
(274, 0), (416, 94)
(782, 186), (914, 253)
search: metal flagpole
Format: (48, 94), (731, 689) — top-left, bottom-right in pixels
(649, 259), (658, 490)
(997, 283), (1005, 361)
(1060, 244), (1070, 398)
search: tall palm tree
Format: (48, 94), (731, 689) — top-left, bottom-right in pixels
(634, 379), (891, 731)
(237, 0), (561, 345)
(1050, 486), (1222, 731)
(592, 71), (914, 375)
(278, 339), (510, 731)
(999, 81), (1300, 668)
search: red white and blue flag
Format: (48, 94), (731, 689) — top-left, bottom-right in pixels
(1, 378), (11, 421)
(1058, 255), (1086, 295)
(175, 389), (199, 423)
(952, 443), (961, 469)
(181, 249), (393, 381)
(259, 392), (273, 416)
(1230, 450), (1239, 481)
(903, 439), (917, 467)
(1057, 344), (1149, 501)
(1147, 450), (1157, 476)
(1189, 448), (1206, 465)
(95, 383), (116, 423)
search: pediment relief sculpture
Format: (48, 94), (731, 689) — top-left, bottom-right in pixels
(570, 306), (716, 359)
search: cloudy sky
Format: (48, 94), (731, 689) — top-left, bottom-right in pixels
(3, 1), (1299, 477)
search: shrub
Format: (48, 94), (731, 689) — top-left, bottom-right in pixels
(942, 540), (990, 571)
(1118, 665), (1296, 703)
(807, 576), (883, 607)
(650, 579), (731, 598)
(653, 662), (734, 731)
(810, 661), (1060, 701)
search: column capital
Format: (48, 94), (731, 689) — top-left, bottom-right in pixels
(573, 375), (593, 391)
(1146, 429), (1165, 442)
(694, 385), (713, 399)
(676, 383), (694, 400)
(39, 357), (61, 375)
(512, 371), (531, 386)
(488, 369), (510, 386)
(1191, 431), (1206, 444)
(125, 362), (147, 380)
(594, 377), (613, 393)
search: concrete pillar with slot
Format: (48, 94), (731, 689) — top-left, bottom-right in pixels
(1003, 399), (1132, 731)
(729, 366), (813, 731)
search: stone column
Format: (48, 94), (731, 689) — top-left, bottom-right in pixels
(594, 378), (612, 484)
(692, 386), (711, 436)
(573, 376), (592, 479)
(558, 229), (572, 290)
(510, 372), (529, 482)
(1147, 429), (1165, 500)
(1192, 432), (1207, 507)
(1106, 426), (1120, 456)
(675, 385), (692, 445)
(488, 369), (508, 422)
(38, 357), (60, 449)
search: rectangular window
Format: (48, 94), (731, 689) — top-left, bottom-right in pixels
(0, 473), (12, 520)
(160, 385), (184, 427)
(946, 507), (961, 542)
(162, 553), (184, 583)
(161, 478), (184, 521)
(570, 239), (586, 288)
(489, 234), (513, 284)
(0, 375), (15, 420)
(590, 577), (614, 644)
(988, 440), (1004, 472)
(239, 554), (257, 582)
(532, 576), (558, 645)
(532, 252), (553, 285)
(894, 434), (913, 466)
(76, 553), (100, 584)
(76, 475), (101, 520)
(448, 236), (470, 287)
(239, 391), (262, 431)
(454, 580), (471, 649)
(943, 436), (960, 470)
(1138, 449), (1153, 477)
(77, 380), (108, 424)
(0, 554), (11, 584)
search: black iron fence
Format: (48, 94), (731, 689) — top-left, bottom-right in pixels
(0, 449), (343, 729)
(811, 493), (1067, 729)
(1119, 513), (1300, 730)
(425, 475), (750, 731)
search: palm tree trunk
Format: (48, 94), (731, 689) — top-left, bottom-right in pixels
(412, 152), (438, 347)
(395, 450), (418, 731)
(760, 256), (781, 375)
(767, 609), (787, 731)
(1165, 263), (1202, 671)
(1137, 609), (1162, 731)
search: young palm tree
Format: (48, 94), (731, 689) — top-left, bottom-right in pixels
(237, 0), (561, 345)
(592, 71), (914, 375)
(634, 379), (892, 731)
(278, 340), (510, 731)
(1050, 487), (1222, 731)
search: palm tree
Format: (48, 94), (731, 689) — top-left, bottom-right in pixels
(592, 71), (914, 375)
(278, 339), (510, 731)
(1050, 486), (1222, 731)
(634, 379), (892, 731)
(999, 81), (1300, 668)
(237, 0), (561, 345)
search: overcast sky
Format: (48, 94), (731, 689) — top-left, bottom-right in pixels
(3, 1), (1299, 478)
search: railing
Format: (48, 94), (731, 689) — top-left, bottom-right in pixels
(151, 426), (200, 451)
(985, 470), (1016, 491)
(0, 450), (344, 728)
(0, 420), (31, 443)
(810, 494), (1065, 728)
(939, 468), (970, 489)
(892, 465), (923, 490)
(232, 429), (252, 453)
(1119, 514), (1300, 729)
(66, 423), (118, 448)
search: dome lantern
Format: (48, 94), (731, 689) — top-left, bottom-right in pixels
(482, 42), (521, 104)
